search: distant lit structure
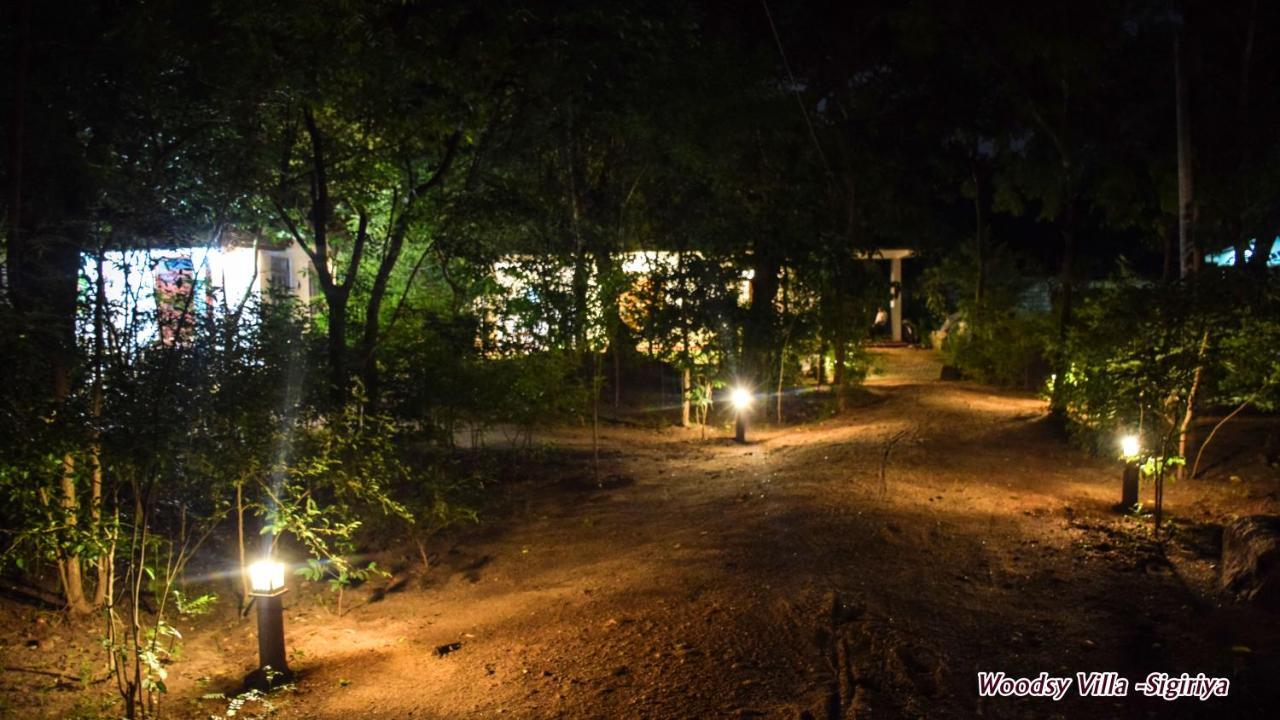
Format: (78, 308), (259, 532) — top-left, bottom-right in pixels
(80, 231), (320, 346)
(1204, 239), (1279, 268)
(856, 248), (915, 343)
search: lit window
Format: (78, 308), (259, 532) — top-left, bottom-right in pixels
(268, 254), (292, 291)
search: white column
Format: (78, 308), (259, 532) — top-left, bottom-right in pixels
(890, 257), (903, 342)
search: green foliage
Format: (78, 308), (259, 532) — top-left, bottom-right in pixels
(173, 590), (218, 617)
(940, 307), (1053, 388)
(921, 238), (1053, 388)
(1057, 270), (1280, 453)
(263, 399), (414, 597)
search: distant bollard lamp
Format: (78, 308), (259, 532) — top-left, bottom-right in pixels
(731, 387), (752, 444)
(1118, 434), (1140, 511)
(247, 559), (291, 687)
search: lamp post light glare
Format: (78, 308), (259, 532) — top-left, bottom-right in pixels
(730, 386), (751, 443)
(1119, 434), (1141, 460)
(248, 559), (286, 596)
(246, 558), (291, 687)
(1118, 434), (1141, 511)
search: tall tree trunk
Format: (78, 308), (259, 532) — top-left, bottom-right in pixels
(1048, 194), (1077, 417)
(1175, 33), (1200, 279)
(776, 268), (789, 424)
(90, 247), (108, 607)
(834, 175), (856, 413)
(1234, 0), (1257, 271)
(833, 332), (847, 412)
(1249, 235), (1275, 271)
(1162, 223), (1177, 282)
(1175, 31), (1206, 478)
(614, 350), (622, 410)
(681, 367), (691, 427)
(593, 248), (622, 407)
(5, 0), (31, 299)
(816, 340), (827, 385)
(359, 222), (408, 408)
(971, 156), (987, 306)
(58, 453), (90, 613)
(1179, 329), (1210, 478)
(746, 244), (781, 382)
(776, 339), (786, 425)
(327, 291), (349, 399)
(562, 120), (591, 352)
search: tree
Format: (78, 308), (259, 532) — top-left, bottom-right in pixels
(245, 1), (490, 405)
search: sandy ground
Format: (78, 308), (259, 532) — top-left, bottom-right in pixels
(5, 348), (1279, 719)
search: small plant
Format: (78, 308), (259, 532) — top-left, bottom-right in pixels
(204, 672), (295, 719)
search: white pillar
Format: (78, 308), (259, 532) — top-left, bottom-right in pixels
(890, 257), (903, 342)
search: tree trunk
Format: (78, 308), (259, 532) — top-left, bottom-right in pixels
(614, 349), (622, 410)
(776, 268), (789, 424)
(359, 221), (408, 408)
(326, 292), (349, 401)
(1179, 329), (1211, 479)
(1250, 235), (1275, 271)
(971, 156), (987, 306)
(1175, 33), (1200, 279)
(58, 453), (91, 613)
(833, 332), (847, 412)
(1049, 195), (1077, 417)
(236, 482), (250, 613)
(681, 367), (691, 427)
(746, 245), (781, 381)
(5, 0), (31, 299)
(593, 248), (623, 407)
(816, 341), (828, 385)
(1234, 0), (1257, 272)
(90, 248), (107, 608)
(776, 339), (786, 424)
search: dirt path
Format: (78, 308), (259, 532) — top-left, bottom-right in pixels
(155, 349), (1277, 719)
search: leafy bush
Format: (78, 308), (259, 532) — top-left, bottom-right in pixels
(1057, 270), (1280, 456)
(941, 306), (1053, 388)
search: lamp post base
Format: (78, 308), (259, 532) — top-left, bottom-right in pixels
(245, 591), (291, 689)
(1119, 462), (1140, 511)
(734, 416), (746, 444)
(244, 664), (294, 691)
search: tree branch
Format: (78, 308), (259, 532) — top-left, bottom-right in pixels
(341, 208), (370, 294)
(410, 130), (464, 198)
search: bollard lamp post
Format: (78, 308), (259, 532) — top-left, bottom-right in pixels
(730, 387), (752, 444)
(1118, 434), (1141, 511)
(247, 558), (291, 687)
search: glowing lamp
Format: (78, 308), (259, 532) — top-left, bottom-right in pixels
(730, 386), (751, 443)
(1119, 434), (1140, 459)
(248, 559), (287, 597)
(245, 557), (291, 688)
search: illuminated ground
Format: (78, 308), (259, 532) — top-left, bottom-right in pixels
(6, 349), (1279, 718)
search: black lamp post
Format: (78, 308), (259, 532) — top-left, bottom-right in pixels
(731, 387), (751, 444)
(1119, 434), (1140, 511)
(246, 559), (291, 688)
